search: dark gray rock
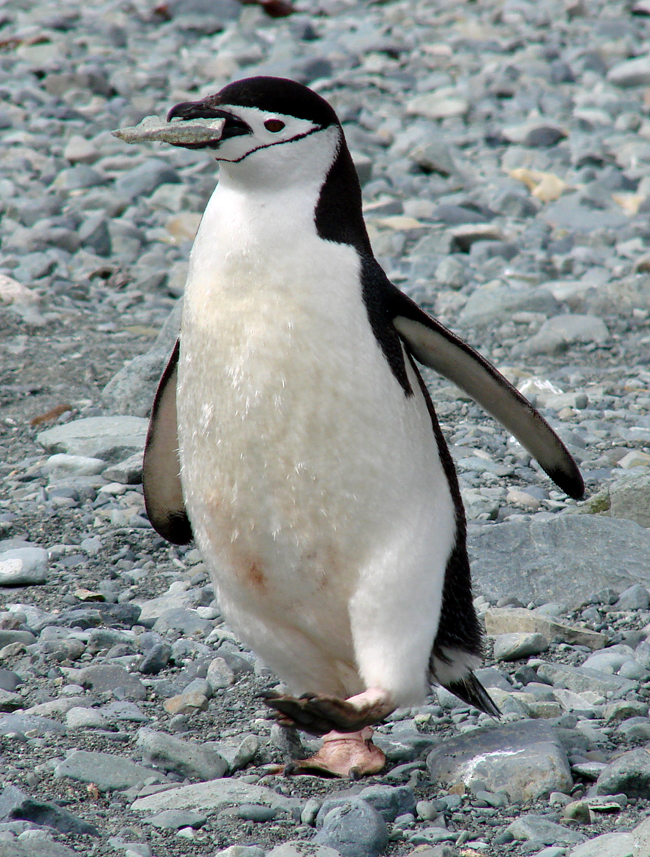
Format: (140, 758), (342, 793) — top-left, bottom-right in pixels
(0, 548), (48, 586)
(468, 516), (650, 608)
(144, 809), (207, 829)
(595, 748), (650, 798)
(614, 583), (650, 611)
(608, 472), (650, 527)
(152, 608), (214, 637)
(0, 784), (100, 836)
(459, 284), (560, 325)
(131, 778), (301, 815)
(0, 670), (23, 693)
(536, 662), (637, 698)
(357, 784), (416, 822)
(493, 632), (549, 661)
(427, 720), (572, 802)
(114, 159), (181, 199)
(77, 664), (147, 700)
(136, 728), (228, 781)
(507, 813), (586, 846)
(0, 714), (65, 736)
(232, 803), (277, 822)
(0, 837), (82, 856)
(78, 211), (111, 256)
(373, 727), (436, 762)
(139, 642), (171, 675)
(54, 749), (167, 791)
(314, 798), (388, 857)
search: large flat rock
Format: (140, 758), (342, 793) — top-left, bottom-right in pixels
(468, 516), (650, 608)
(37, 416), (148, 462)
(131, 779), (301, 816)
(426, 720), (572, 802)
(54, 750), (167, 792)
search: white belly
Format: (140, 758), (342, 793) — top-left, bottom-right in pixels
(176, 186), (455, 701)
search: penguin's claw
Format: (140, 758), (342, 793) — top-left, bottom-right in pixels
(261, 690), (389, 736)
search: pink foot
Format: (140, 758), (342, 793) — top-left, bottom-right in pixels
(284, 728), (386, 778)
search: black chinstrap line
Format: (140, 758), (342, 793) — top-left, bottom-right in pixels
(212, 124), (326, 163)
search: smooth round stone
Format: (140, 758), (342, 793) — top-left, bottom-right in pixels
(595, 749), (650, 798)
(618, 717), (650, 741)
(614, 583), (650, 610)
(233, 804), (277, 822)
(138, 643), (171, 675)
(216, 847), (266, 857)
(314, 798), (388, 857)
(618, 660), (649, 680)
(0, 548), (49, 586)
(145, 809), (207, 830)
(0, 668), (24, 692)
(43, 453), (107, 478)
(66, 707), (108, 729)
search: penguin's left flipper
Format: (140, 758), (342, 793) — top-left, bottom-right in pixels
(391, 292), (584, 500)
(142, 340), (193, 545)
(261, 691), (390, 736)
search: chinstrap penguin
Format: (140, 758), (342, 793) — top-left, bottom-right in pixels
(126, 77), (584, 777)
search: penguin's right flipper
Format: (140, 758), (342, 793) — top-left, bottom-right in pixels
(391, 293), (584, 500)
(444, 673), (500, 718)
(142, 340), (193, 544)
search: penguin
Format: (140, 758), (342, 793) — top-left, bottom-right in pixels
(132, 77), (584, 777)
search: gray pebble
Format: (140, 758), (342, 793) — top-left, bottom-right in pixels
(37, 416), (148, 462)
(54, 749), (167, 791)
(595, 748), (650, 798)
(507, 814), (586, 846)
(493, 632), (549, 661)
(314, 798), (388, 857)
(0, 548), (49, 586)
(144, 809), (206, 829)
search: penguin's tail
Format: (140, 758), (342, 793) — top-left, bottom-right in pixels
(444, 672), (501, 718)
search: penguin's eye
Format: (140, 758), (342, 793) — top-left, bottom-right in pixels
(264, 118), (285, 133)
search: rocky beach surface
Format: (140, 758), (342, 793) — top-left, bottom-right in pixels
(1, 0), (650, 855)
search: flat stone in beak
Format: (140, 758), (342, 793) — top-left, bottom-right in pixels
(112, 115), (225, 147)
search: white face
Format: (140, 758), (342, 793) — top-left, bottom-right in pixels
(210, 104), (323, 164)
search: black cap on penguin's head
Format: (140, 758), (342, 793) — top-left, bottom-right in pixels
(170, 77), (340, 127)
(166, 77), (342, 161)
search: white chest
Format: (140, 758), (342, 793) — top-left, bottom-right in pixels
(176, 176), (448, 619)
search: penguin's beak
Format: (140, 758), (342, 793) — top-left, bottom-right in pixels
(169, 99), (252, 143)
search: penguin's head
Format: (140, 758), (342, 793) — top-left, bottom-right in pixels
(166, 77), (341, 167)
(157, 77), (369, 249)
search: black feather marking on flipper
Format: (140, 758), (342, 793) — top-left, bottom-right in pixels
(390, 289), (584, 500)
(360, 256), (413, 395)
(143, 340), (193, 545)
(446, 673), (501, 718)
